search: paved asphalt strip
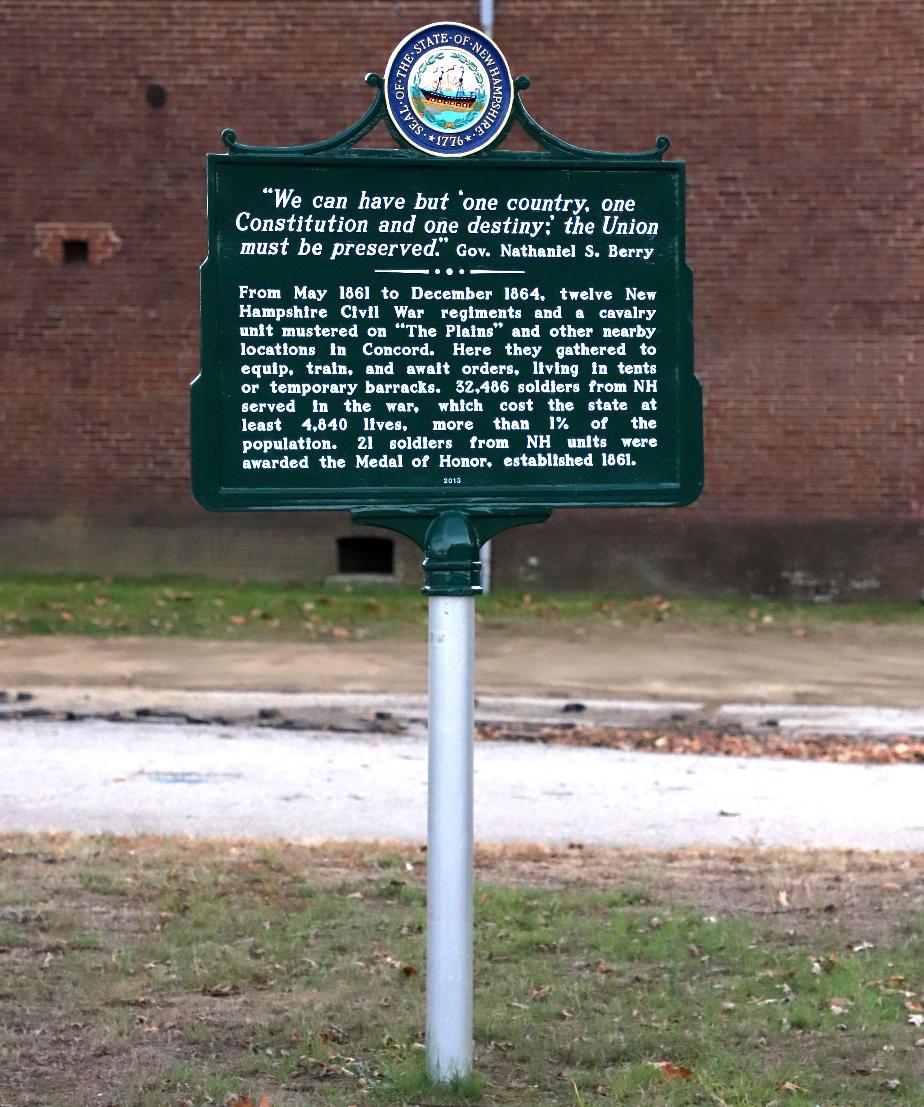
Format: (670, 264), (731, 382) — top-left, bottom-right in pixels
(2, 715), (922, 850)
(5, 687), (924, 736)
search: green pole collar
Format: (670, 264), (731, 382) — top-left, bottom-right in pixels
(422, 512), (483, 597)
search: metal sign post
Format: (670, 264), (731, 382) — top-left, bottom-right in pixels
(422, 512), (481, 1080)
(376, 509), (540, 1082)
(426, 591), (475, 1079)
(192, 19), (703, 1087)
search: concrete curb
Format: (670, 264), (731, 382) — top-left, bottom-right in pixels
(4, 686), (924, 737)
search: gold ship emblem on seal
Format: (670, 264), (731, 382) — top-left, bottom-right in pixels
(420, 66), (477, 113)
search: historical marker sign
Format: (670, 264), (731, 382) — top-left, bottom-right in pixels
(193, 69), (701, 516)
(193, 23), (704, 1086)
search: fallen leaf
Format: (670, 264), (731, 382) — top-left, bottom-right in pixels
(202, 982), (239, 996)
(401, 963), (417, 976)
(331, 626), (350, 639)
(649, 1061), (693, 1080)
(229, 614), (248, 625)
(780, 1080), (806, 1093)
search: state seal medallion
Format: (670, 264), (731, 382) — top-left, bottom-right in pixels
(384, 22), (513, 157)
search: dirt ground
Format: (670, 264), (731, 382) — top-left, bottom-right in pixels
(1, 835), (922, 1105)
(3, 833), (921, 934)
(2, 622), (923, 706)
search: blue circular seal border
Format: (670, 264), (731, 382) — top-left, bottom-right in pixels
(384, 22), (514, 158)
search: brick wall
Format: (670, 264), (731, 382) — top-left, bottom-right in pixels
(0, 2), (920, 597)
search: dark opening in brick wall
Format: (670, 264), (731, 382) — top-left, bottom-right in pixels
(337, 536), (394, 574)
(63, 239), (89, 264)
(146, 83), (167, 108)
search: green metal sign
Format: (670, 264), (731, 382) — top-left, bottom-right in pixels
(192, 32), (706, 1084)
(193, 84), (701, 514)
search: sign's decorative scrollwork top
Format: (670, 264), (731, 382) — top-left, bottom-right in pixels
(220, 70), (669, 163)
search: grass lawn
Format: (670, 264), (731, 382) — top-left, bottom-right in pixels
(0, 837), (921, 1105)
(0, 574), (921, 641)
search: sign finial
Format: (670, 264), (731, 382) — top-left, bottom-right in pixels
(384, 22), (513, 157)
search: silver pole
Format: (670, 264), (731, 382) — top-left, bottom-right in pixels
(426, 595), (475, 1082)
(479, 0), (495, 40)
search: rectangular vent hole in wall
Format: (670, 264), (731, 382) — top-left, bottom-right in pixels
(63, 239), (89, 264)
(337, 536), (394, 575)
